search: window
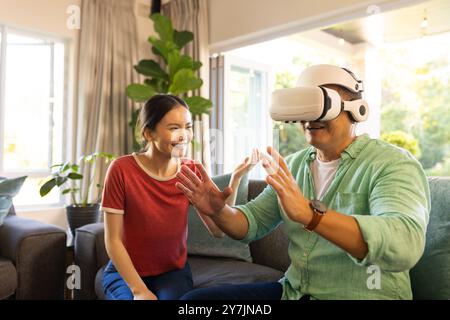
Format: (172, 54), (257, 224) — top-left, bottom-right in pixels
(0, 27), (66, 207)
(379, 32), (450, 177)
(223, 55), (271, 179)
(223, 36), (350, 164)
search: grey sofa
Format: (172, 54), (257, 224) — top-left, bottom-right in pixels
(0, 205), (67, 299)
(74, 177), (450, 300)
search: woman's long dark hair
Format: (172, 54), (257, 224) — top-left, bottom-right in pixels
(138, 94), (189, 152)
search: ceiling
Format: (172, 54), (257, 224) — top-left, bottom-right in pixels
(323, 0), (450, 45)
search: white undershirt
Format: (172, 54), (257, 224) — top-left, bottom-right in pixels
(310, 157), (341, 201)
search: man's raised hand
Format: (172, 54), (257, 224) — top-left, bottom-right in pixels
(175, 162), (232, 216)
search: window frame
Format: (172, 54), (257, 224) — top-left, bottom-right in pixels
(0, 25), (69, 209)
(223, 54), (274, 179)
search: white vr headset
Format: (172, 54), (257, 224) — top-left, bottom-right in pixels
(270, 64), (369, 122)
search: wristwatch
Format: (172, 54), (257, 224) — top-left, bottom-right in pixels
(304, 199), (327, 232)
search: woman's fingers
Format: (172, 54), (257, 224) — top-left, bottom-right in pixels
(251, 149), (257, 164)
(255, 148), (261, 162)
(252, 148), (261, 165)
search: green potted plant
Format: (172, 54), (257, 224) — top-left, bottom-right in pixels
(39, 152), (115, 238)
(126, 13), (212, 150)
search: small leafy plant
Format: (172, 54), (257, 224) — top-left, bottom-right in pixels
(39, 152), (115, 207)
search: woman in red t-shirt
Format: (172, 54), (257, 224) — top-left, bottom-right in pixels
(101, 94), (259, 300)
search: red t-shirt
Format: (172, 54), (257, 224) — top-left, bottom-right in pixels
(100, 152), (201, 276)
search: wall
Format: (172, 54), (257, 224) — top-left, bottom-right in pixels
(0, 0), (80, 38)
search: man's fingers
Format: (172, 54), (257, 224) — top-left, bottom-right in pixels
(181, 165), (203, 186)
(177, 172), (197, 191)
(175, 182), (193, 198)
(261, 154), (280, 176)
(266, 175), (284, 194)
(267, 146), (290, 175)
(262, 158), (285, 185)
(194, 162), (213, 183)
(222, 186), (233, 200)
(261, 150), (294, 187)
(276, 163), (293, 184)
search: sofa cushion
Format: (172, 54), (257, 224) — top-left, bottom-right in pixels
(187, 173), (252, 262)
(94, 255), (285, 300)
(188, 255), (284, 289)
(410, 177), (450, 299)
(0, 176), (27, 226)
(250, 224), (291, 272)
(0, 257), (17, 299)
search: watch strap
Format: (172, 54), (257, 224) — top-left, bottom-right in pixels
(304, 202), (325, 232)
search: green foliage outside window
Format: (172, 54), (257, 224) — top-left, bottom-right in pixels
(380, 131), (421, 158)
(380, 50), (450, 176)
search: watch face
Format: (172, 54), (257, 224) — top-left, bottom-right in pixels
(311, 199), (327, 213)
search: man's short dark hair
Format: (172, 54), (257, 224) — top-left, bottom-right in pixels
(339, 86), (362, 101)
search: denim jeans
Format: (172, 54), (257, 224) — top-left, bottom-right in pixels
(102, 260), (193, 300)
(180, 281), (283, 300)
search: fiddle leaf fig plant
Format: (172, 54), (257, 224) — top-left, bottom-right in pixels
(126, 13), (212, 151)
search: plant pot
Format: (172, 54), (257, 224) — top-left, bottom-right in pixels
(66, 203), (100, 239)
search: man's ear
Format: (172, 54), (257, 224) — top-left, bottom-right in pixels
(345, 110), (357, 123)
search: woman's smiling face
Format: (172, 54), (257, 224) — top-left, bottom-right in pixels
(144, 105), (193, 158)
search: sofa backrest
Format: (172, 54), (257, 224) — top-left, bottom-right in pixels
(410, 177), (450, 299)
(0, 176), (16, 218)
(247, 180), (290, 272)
(7, 205), (16, 217)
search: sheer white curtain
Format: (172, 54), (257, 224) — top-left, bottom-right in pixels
(72, 0), (139, 204)
(162, 0), (212, 174)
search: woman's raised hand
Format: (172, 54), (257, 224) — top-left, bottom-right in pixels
(232, 148), (260, 180)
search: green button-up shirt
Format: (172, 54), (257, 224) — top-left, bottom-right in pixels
(235, 134), (430, 300)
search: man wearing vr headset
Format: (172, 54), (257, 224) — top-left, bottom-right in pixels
(176, 64), (430, 300)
